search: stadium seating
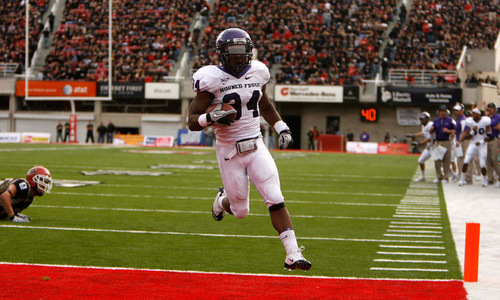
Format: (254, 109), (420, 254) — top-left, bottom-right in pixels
(0, 0), (48, 68)
(388, 0), (500, 71)
(42, 0), (198, 81)
(192, 0), (400, 85)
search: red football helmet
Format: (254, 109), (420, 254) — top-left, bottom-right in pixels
(26, 166), (53, 196)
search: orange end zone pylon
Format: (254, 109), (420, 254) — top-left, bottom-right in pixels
(464, 222), (480, 282)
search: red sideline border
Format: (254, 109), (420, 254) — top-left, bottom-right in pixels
(0, 263), (466, 299)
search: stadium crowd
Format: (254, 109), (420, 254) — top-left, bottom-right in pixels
(42, 0), (206, 82)
(387, 0), (500, 71)
(0, 0), (48, 69)
(192, 0), (399, 86)
(2, 1), (500, 85)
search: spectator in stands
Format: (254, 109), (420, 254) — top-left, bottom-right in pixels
(384, 131), (391, 143)
(106, 121), (115, 144)
(346, 130), (354, 141)
(85, 120), (94, 143)
(63, 120), (70, 142)
(360, 129), (370, 142)
(48, 12), (55, 32)
(307, 127), (315, 151)
(56, 121), (63, 142)
(97, 122), (106, 144)
(43, 26), (50, 49)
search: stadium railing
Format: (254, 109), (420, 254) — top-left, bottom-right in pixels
(0, 64), (19, 77)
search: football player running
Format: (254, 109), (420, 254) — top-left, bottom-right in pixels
(188, 28), (311, 271)
(458, 108), (492, 187)
(410, 112), (434, 182)
(0, 166), (53, 222)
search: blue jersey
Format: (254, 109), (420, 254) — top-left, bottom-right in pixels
(433, 116), (455, 140)
(455, 114), (466, 141)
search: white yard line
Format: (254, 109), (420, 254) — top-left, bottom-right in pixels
(370, 267), (448, 272)
(0, 224), (444, 244)
(373, 259), (447, 264)
(377, 252), (446, 256)
(379, 245), (445, 250)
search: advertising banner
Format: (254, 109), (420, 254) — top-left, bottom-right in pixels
(0, 132), (21, 143)
(377, 143), (408, 154)
(16, 81), (96, 97)
(397, 107), (422, 126)
(97, 82), (145, 99)
(145, 83), (180, 99)
(177, 129), (205, 146)
(346, 142), (379, 154)
(143, 136), (175, 147)
(275, 85), (343, 103)
(343, 86), (360, 103)
(21, 132), (51, 144)
(377, 86), (462, 105)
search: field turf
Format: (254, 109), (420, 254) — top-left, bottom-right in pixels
(0, 143), (462, 280)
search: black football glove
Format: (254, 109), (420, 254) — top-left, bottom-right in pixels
(278, 130), (293, 150)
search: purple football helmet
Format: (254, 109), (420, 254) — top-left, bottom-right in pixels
(216, 28), (253, 76)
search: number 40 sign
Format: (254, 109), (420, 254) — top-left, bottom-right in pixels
(360, 107), (378, 122)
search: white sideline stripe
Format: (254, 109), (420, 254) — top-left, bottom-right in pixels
(390, 221), (441, 225)
(387, 230), (442, 234)
(373, 259), (447, 264)
(377, 252), (446, 256)
(379, 245), (445, 249)
(0, 262), (461, 282)
(384, 234), (442, 238)
(0, 225), (444, 244)
(394, 212), (441, 216)
(396, 208), (441, 212)
(393, 215), (441, 219)
(30, 205), (397, 221)
(370, 267), (449, 272)
(396, 206), (441, 213)
(389, 226), (443, 229)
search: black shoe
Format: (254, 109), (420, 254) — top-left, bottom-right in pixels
(212, 187), (226, 221)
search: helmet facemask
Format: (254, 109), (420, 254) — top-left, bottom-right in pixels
(218, 44), (253, 76)
(216, 28), (253, 76)
(34, 174), (52, 195)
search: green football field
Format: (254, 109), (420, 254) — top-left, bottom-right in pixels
(0, 143), (462, 280)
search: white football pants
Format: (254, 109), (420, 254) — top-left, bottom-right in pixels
(216, 137), (284, 219)
(464, 141), (488, 168)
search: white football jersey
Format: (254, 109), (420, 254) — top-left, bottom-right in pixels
(192, 60), (270, 143)
(465, 116), (491, 143)
(421, 121), (434, 146)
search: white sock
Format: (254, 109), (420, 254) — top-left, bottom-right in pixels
(280, 228), (299, 255)
(461, 173), (465, 182)
(483, 175), (488, 185)
(421, 170), (425, 177)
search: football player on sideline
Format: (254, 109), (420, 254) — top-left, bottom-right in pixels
(458, 108), (492, 187)
(188, 28), (311, 271)
(0, 166), (53, 222)
(409, 112), (434, 182)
